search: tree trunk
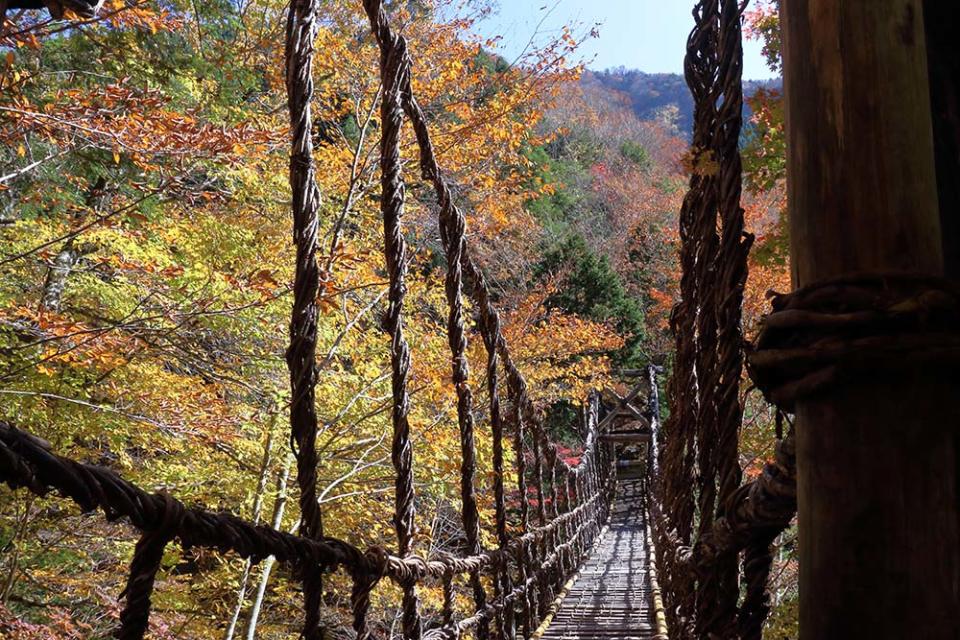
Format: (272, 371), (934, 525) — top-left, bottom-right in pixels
(40, 241), (80, 313)
(780, 1), (960, 637)
(224, 412), (277, 640)
(40, 178), (106, 312)
(243, 452), (293, 640)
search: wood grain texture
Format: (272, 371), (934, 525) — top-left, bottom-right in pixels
(781, 1), (960, 637)
(782, 0), (942, 284)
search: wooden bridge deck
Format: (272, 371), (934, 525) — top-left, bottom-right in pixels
(540, 473), (658, 640)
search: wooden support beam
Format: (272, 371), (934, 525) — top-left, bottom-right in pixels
(600, 432), (651, 445)
(616, 369), (655, 379)
(622, 403), (647, 422)
(780, 1), (960, 636)
(598, 382), (649, 432)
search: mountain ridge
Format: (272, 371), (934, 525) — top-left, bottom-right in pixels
(583, 68), (781, 137)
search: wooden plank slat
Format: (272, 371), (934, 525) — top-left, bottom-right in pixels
(539, 476), (658, 640)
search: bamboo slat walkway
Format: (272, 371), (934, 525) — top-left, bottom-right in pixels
(540, 471), (658, 639)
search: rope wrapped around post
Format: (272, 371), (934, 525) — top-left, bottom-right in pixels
(695, 274), (960, 638)
(747, 273), (960, 411)
(687, 273), (960, 603)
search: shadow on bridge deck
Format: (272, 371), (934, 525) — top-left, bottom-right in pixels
(538, 470), (657, 640)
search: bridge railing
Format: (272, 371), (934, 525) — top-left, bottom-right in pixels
(0, 393), (614, 639)
(635, 1), (801, 638)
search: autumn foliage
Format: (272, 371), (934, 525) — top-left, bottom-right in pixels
(0, 1), (622, 637)
(0, 1), (794, 637)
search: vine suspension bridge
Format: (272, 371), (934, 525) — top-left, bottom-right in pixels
(2, 1), (958, 639)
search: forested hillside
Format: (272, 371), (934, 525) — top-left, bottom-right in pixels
(0, 1), (793, 638)
(585, 69), (780, 137)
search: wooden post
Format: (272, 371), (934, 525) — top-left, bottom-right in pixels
(923, 1), (960, 279)
(780, 1), (960, 637)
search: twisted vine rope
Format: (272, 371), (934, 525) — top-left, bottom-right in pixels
(361, 2), (422, 637)
(690, 3), (723, 634)
(285, 0), (327, 637)
(0, 410), (608, 638)
(379, 0), (618, 632)
(657, 0), (721, 636)
(651, 1), (792, 639)
(383, 0), (489, 629)
(0, 422), (377, 635)
(117, 495), (184, 640)
(711, 0), (754, 636)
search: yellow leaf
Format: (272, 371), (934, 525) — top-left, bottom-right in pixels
(113, 150), (121, 164)
(16, 144), (25, 158)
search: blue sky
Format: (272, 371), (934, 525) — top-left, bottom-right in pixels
(472, 1), (776, 80)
